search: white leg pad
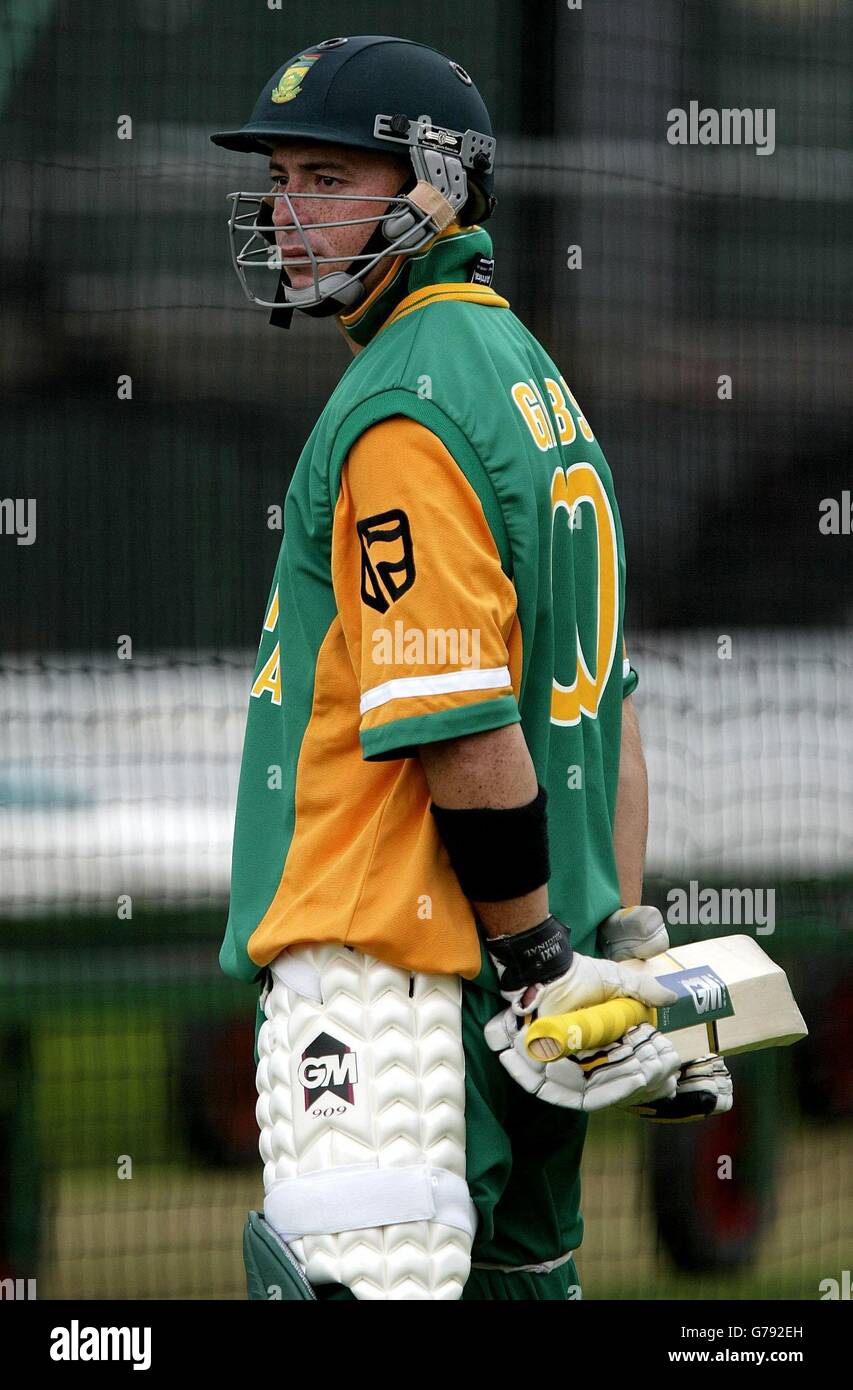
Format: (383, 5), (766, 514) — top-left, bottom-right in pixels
(255, 943), (474, 1300)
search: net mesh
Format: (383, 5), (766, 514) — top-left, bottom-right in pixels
(1, 0), (850, 1299)
(2, 634), (852, 917)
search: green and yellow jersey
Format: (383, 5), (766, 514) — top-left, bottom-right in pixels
(221, 222), (637, 984)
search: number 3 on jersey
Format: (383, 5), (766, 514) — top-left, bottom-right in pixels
(551, 462), (618, 726)
(511, 375), (619, 727)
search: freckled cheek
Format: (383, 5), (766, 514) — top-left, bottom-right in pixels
(321, 203), (371, 252)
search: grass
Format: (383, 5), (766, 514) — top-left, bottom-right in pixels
(30, 1117), (851, 1300)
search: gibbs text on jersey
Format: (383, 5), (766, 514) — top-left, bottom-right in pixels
(221, 221), (637, 987)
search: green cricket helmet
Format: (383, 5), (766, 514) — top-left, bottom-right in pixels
(210, 34), (496, 326)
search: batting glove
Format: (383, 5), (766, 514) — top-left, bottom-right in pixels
(483, 914), (680, 1110)
(597, 909), (735, 1122)
(624, 1053), (734, 1122)
(597, 904), (670, 962)
(485, 1013), (682, 1111)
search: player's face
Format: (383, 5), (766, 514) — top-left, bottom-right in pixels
(265, 141), (410, 297)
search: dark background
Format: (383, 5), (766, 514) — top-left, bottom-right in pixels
(2, 0), (850, 652)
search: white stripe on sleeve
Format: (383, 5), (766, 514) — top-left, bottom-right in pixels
(360, 665), (513, 716)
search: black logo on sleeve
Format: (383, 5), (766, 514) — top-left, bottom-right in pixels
(469, 254), (495, 286)
(356, 508), (416, 613)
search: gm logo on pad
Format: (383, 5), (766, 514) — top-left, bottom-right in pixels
(297, 1031), (358, 1109)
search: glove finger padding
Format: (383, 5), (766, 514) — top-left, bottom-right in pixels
(597, 905), (670, 962)
(625, 1053), (734, 1122)
(484, 1008), (552, 1097)
(483, 1004), (526, 1057)
(485, 1006), (682, 1112)
(573, 1023), (681, 1112)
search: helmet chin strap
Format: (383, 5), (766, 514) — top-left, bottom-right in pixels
(269, 272), (357, 329)
(268, 172), (455, 330)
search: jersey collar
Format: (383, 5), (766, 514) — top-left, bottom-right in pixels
(338, 223), (505, 349)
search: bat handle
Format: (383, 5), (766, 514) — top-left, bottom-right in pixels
(525, 998), (656, 1061)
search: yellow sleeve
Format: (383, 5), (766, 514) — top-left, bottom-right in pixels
(331, 415), (522, 761)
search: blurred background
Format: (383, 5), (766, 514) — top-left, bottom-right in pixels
(1, 0), (850, 1299)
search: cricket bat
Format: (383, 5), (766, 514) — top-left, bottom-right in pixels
(524, 935), (808, 1064)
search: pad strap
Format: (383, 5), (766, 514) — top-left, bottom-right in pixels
(472, 1249), (576, 1274)
(264, 1163), (478, 1242)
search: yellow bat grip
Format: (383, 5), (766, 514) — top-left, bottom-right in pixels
(525, 998), (656, 1061)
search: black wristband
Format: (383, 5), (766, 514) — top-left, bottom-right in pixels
(487, 914), (573, 991)
(429, 784), (550, 901)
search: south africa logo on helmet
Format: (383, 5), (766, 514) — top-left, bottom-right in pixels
(270, 51), (322, 104)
